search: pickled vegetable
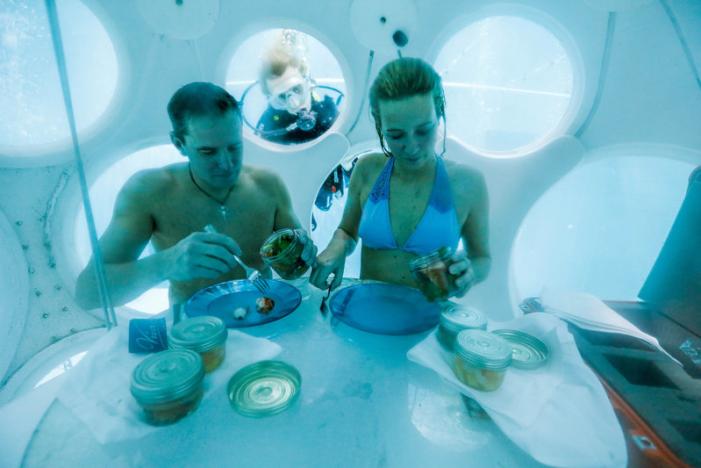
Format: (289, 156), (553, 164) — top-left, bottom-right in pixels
(141, 387), (203, 425)
(453, 356), (506, 392)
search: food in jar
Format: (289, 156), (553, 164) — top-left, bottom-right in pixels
(256, 296), (275, 314)
(131, 349), (205, 426)
(259, 229), (310, 278)
(141, 387), (204, 425)
(260, 231), (294, 258)
(200, 345), (226, 373)
(168, 317), (228, 374)
(233, 306), (248, 320)
(453, 356), (506, 392)
(410, 248), (458, 301)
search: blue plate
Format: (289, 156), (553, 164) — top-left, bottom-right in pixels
(329, 282), (442, 335)
(184, 279), (302, 328)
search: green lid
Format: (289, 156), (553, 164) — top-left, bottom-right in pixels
(493, 329), (549, 370)
(455, 329), (512, 370)
(227, 360), (301, 417)
(130, 349), (204, 405)
(440, 305), (487, 333)
(169, 316), (227, 353)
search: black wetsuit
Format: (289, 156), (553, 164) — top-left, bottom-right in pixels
(256, 94), (339, 144)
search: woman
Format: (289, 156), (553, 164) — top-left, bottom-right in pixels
(310, 58), (490, 297)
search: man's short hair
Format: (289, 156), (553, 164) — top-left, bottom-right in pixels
(167, 82), (241, 139)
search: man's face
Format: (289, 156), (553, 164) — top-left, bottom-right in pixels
(174, 110), (243, 189)
(266, 67), (311, 114)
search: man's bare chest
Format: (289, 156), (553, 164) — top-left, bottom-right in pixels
(150, 191), (277, 259)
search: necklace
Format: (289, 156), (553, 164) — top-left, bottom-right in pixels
(188, 165), (235, 219)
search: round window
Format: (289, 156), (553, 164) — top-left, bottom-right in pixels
(74, 145), (182, 315)
(225, 28), (346, 148)
(433, 16), (575, 157)
(512, 153), (696, 300)
(310, 151), (369, 279)
(0, 0), (118, 159)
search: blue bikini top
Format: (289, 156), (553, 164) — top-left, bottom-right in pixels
(358, 156), (461, 256)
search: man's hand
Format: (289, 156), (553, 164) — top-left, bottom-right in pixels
(295, 228), (318, 268)
(161, 231), (242, 282)
(448, 251), (476, 298)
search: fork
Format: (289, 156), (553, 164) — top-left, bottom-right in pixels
(204, 224), (269, 293)
(233, 254), (269, 293)
(319, 284), (332, 315)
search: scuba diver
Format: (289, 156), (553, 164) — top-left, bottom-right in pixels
(255, 30), (340, 144)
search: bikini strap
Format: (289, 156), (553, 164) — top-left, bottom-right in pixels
(369, 157), (395, 203)
(430, 157), (454, 213)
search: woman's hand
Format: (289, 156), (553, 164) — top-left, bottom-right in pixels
(448, 251), (476, 298)
(310, 246), (346, 291)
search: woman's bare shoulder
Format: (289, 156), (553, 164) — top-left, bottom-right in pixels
(444, 159), (486, 192)
(352, 152), (387, 182)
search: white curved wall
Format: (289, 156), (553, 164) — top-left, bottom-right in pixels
(0, 209), (30, 383)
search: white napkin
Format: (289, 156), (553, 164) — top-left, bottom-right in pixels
(407, 313), (627, 468)
(540, 287), (681, 366)
(57, 325), (281, 444)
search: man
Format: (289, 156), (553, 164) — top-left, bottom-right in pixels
(76, 82), (315, 308)
(255, 31), (339, 144)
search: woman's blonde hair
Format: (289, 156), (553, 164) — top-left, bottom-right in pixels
(369, 57), (446, 157)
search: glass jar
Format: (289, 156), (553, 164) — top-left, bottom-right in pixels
(130, 349), (205, 426)
(453, 329), (512, 392)
(409, 247), (458, 301)
(169, 316), (228, 373)
(259, 228), (310, 279)
(437, 305), (487, 351)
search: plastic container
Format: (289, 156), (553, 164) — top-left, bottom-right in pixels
(130, 349), (205, 425)
(437, 305), (487, 351)
(453, 329), (512, 392)
(169, 316), (228, 373)
(409, 247), (458, 301)
(260, 228), (310, 279)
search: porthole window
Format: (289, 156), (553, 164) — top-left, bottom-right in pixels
(0, 329), (102, 404)
(433, 16), (575, 157)
(0, 0), (118, 159)
(310, 151), (367, 279)
(512, 153), (696, 300)
(74, 145), (182, 315)
(225, 28), (346, 148)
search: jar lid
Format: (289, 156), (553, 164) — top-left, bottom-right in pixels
(227, 360), (301, 417)
(492, 329), (549, 370)
(130, 349), (204, 405)
(455, 329), (512, 370)
(440, 305), (487, 333)
(169, 316), (227, 353)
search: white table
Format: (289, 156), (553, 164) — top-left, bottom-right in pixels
(22, 282), (543, 467)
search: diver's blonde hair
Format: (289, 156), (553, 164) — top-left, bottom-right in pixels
(259, 30), (309, 95)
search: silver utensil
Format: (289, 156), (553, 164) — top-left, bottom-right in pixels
(204, 224), (269, 293)
(320, 284), (332, 315)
